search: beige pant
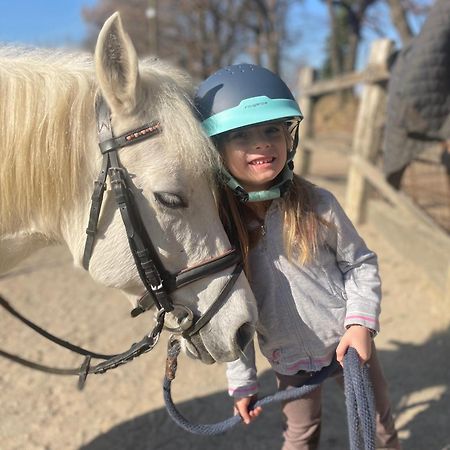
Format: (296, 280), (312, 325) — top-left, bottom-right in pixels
(275, 344), (401, 450)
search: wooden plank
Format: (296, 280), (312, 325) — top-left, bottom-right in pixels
(301, 67), (390, 97)
(302, 136), (352, 155)
(345, 39), (394, 224)
(294, 67), (316, 176)
(351, 154), (447, 234)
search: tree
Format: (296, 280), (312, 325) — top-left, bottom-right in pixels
(168, 0), (255, 79)
(243, 0), (293, 73)
(320, 0), (432, 78)
(322, 0), (377, 77)
(385, 0), (414, 45)
(82, 0), (298, 80)
(82, 0), (151, 56)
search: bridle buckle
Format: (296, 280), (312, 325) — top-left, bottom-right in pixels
(150, 281), (163, 291)
(163, 304), (194, 334)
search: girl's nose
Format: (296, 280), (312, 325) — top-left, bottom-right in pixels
(251, 130), (269, 148)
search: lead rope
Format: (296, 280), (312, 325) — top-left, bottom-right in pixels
(163, 337), (375, 449)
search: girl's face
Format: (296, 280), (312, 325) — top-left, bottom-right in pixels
(221, 122), (288, 192)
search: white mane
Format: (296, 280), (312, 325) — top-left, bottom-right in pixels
(0, 47), (220, 235)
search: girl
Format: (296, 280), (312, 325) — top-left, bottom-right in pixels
(195, 64), (401, 450)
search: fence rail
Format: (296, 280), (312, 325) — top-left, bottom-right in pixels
(295, 39), (450, 300)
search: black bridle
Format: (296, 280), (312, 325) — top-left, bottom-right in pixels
(0, 95), (243, 387)
(83, 96), (243, 333)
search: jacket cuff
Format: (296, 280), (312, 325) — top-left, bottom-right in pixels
(344, 314), (379, 333)
(228, 383), (258, 398)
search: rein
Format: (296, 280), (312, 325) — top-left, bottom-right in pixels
(163, 338), (376, 450)
(0, 294), (165, 389)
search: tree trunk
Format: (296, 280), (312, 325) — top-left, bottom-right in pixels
(386, 0), (414, 46)
(327, 0), (341, 75)
(344, 28), (359, 73)
(266, 0), (280, 73)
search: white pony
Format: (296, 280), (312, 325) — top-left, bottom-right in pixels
(0, 13), (257, 364)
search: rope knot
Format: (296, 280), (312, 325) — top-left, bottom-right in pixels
(165, 336), (181, 381)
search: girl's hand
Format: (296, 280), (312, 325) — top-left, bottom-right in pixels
(234, 395), (262, 425)
(336, 325), (372, 367)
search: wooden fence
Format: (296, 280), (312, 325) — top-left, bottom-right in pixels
(294, 39), (450, 301)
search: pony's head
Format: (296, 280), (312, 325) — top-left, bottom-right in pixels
(0, 13), (257, 364)
(84, 13), (257, 363)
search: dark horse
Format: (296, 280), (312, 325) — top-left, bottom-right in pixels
(383, 0), (450, 189)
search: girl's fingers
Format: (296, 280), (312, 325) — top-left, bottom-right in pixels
(236, 404), (251, 424)
(336, 342), (348, 366)
(249, 406), (262, 418)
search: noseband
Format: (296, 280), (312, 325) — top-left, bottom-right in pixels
(82, 96), (243, 338)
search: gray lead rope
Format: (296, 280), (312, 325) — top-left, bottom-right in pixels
(163, 338), (375, 449)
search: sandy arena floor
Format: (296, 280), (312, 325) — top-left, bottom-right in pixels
(1, 146), (449, 450)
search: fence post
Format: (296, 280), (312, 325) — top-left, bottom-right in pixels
(295, 67), (316, 176)
(345, 39), (394, 223)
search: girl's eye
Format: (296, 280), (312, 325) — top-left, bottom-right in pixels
(229, 131), (247, 140)
(265, 126), (282, 134)
(154, 192), (188, 209)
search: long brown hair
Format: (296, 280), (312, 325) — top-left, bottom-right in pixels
(219, 174), (328, 276)
(216, 121), (329, 274)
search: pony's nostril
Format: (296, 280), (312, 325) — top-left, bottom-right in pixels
(236, 322), (254, 351)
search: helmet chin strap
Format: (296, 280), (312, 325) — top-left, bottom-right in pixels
(223, 123), (299, 203)
(221, 162), (294, 202)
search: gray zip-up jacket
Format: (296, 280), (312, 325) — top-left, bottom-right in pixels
(226, 187), (381, 398)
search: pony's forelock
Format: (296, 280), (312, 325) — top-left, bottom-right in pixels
(139, 58), (220, 179)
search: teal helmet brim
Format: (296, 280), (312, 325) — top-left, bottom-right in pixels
(202, 96), (303, 137)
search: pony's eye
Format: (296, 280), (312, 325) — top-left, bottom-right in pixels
(154, 192), (188, 209)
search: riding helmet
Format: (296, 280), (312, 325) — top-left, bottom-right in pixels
(195, 63), (303, 202)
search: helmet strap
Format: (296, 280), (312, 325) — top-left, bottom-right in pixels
(286, 120), (300, 163)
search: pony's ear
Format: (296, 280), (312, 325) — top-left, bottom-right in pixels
(95, 12), (140, 113)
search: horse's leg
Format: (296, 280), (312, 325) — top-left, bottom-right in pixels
(0, 232), (49, 275)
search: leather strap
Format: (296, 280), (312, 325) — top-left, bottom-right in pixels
(0, 295), (115, 359)
(174, 248), (241, 290)
(182, 262), (243, 338)
(99, 122), (160, 154)
(0, 294), (165, 390)
(82, 97), (161, 270)
(107, 152), (174, 312)
(82, 154), (109, 269)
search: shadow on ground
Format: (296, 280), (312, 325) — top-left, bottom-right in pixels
(82, 327), (450, 450)
(81, 369), (283, 450)
(381, 326), (450, 450)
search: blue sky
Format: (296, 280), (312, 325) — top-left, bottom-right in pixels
(0, 0), (97, 47)
(0, 0), (431, 70)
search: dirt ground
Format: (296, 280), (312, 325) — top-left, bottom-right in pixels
(1, 145), (449, 450)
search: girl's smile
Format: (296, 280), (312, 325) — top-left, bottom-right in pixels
(221, 122), (288, 192)
(248, 156), (276, 166)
